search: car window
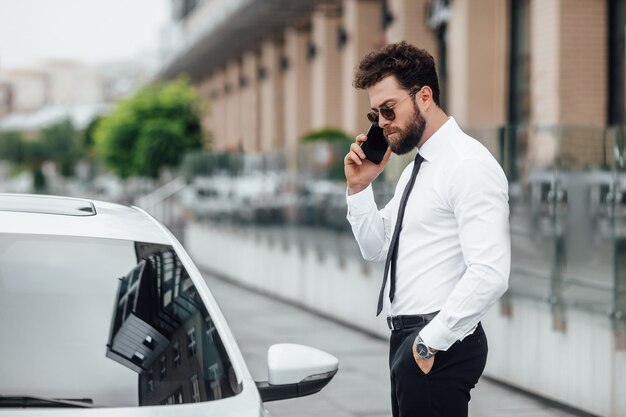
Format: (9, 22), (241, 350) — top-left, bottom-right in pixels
(0, 233), (240, 407)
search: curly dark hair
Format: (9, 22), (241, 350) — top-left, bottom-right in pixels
(353, 41), (440, 107)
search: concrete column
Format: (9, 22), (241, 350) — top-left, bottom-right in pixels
(447, 0), (508, 130)
(386, 0), (438, 61)
(259, 38), (285, 152)
(283, 24), (312, 172)
(530, 0), (607, 127)
(225, 60), (242, 151)
(341, 0), (385, 136)
(210, 69), (227, 151)
(240, 50), (261, 153)
(196, 75), (214, 148)
(311, 4), (344, 130)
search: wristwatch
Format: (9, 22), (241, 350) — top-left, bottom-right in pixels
(414, 335), (436, 359)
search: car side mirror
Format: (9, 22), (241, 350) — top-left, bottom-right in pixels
(255, 344), (338, 402)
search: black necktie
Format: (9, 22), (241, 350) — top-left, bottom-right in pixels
(376, 153), (425, 316)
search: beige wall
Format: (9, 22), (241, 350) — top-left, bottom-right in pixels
(240, 50), (261, 153)
(311, 5), (344, 130)
(210, 69), (227, 151)
(529, 0), (607, 168)
(558, 0), (606, 126)
(448, 0), (508, 130)
(387, 0), (438, 63)
(225, 60), (242, 151)
(0, 71), (47, 112)
(43, 61), (103, 106)
(259, 38), (285, 152)
(197, 75), (214, 148)
(531, 0), (560, 126)
(342, 0), (384, 136)
(284, 24), (312, 170)
(531, 0), (607, 126)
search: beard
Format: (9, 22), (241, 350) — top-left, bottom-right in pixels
(383, 104), (426, 155)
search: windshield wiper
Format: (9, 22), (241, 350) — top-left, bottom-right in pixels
(0, 396), (93, 408)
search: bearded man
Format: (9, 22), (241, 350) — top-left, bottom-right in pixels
(344, 41), (511, 417)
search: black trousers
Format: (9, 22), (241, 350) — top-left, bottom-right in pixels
(389, 322), (488, 417)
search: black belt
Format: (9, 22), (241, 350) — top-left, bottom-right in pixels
(386, 312), (439, 331)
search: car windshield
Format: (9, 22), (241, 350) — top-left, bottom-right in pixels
(0, 233), (240, 407)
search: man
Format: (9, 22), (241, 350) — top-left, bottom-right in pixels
(344, 42), (510, 417)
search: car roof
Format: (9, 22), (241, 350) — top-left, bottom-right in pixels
(0, 193), (172, 244)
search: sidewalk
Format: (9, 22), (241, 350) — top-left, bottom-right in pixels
(203, 271), (584, 417)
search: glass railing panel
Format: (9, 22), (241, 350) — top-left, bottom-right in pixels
(178, 125), (626, 322)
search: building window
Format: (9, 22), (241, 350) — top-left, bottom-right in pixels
(164, 388), (183, 405)
(207, 364), (223, 400)
(160, 355), (167, 380)
(205, 316), (215, 343)
(190, 374), (201, 403)
(187, 327), (197, 357)
(131, 351), (145, 366)
(163, 289), (172, 307)
(148, 370), (154, 392)
(173, 341), (181, 368)
(143, 335), (154, 350)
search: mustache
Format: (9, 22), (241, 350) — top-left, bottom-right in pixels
(384, 127), (400, 136)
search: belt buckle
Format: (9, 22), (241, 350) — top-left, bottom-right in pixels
(387, 316), (401, 331)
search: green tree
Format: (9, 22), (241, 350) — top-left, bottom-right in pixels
(83, 116), (102, 157)
(299, 127), (352, 181)
(0, 131), (26, 164)
(39, 119), (82, 177)
(94, 77), (204, 178)
(301, 127), (352, 143)
(21, 139), (49, 192)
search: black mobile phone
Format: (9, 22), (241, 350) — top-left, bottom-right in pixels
(360, 124), (388, 164)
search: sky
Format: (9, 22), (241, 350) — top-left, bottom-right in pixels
(0, 0), (170, 70)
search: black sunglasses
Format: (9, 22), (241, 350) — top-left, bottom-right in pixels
(366, 88), (421, 126)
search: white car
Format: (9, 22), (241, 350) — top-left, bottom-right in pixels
(0, 193), (338, 416)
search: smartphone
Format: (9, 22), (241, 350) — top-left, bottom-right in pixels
(360, 124), (388, 164)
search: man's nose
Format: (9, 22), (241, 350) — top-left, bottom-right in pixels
(379, 115), (392, 128)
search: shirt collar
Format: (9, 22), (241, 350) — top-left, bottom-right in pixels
(417, 116), (459, 162)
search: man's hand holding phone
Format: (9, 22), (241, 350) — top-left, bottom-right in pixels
(344, 124), (392, 195)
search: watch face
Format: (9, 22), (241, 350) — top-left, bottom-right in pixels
(416, 342), (430, 358)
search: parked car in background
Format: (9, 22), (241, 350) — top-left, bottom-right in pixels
(0, 193), (338, 416)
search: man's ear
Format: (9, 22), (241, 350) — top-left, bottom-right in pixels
(418, 86), (434, 112)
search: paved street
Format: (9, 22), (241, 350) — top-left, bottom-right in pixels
(202, 271), (584, 417)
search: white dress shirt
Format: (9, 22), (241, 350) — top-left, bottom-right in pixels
(347, 117), (510, 351)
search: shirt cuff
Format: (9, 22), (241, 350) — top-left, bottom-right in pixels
(346, 184), (376, 218)
(418, 315), (460, 351)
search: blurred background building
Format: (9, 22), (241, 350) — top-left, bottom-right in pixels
(145, 1), (626, 416)
(0, 59), (153, 134)
(156, 0), (623, 175)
